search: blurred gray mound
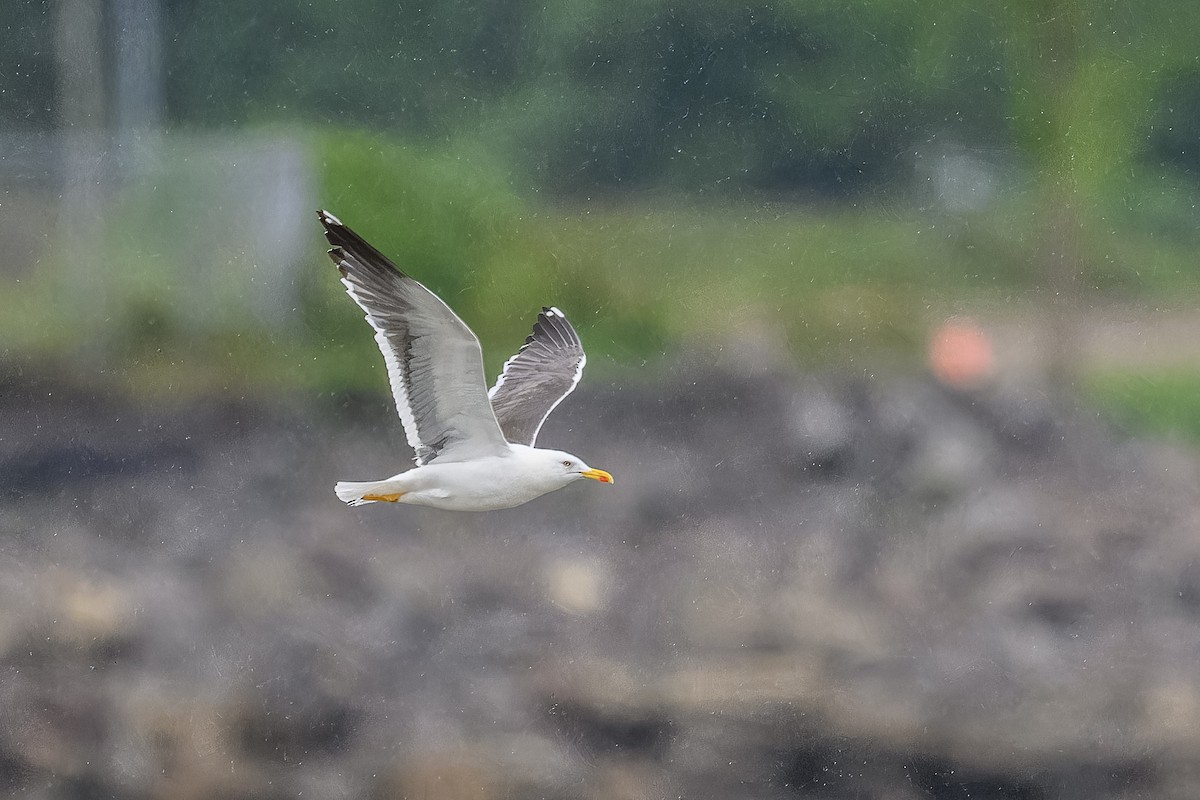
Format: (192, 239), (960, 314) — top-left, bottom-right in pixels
(2, 361), (1199, 799)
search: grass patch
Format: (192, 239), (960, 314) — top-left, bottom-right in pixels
(1084, 369), (1200, 442)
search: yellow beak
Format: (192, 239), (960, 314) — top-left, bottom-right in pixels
(581, 468), (614, 485)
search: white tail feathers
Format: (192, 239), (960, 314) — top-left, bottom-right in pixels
(334, 480), (395, 506)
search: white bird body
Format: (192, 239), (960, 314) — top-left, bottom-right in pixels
(319, 210), (613, 511)
(335, 446), (606, 511)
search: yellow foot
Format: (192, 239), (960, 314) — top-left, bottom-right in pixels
(362, 493), (404, 503)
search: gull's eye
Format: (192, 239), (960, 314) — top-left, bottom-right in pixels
(562, 460), (572, 467)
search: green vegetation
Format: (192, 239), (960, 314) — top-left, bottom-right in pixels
(5, 125), (1200, 409)
(5, 0), (1200, 436)
(1086, 370), (1200, 443)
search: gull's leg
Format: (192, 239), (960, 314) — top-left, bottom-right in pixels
(334, 478), (409, 506)
(361, 492), (405, 502)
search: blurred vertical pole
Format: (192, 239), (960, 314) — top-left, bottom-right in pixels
(55, 0), (108, 363)
(1005, 0), (1083, 389)
(113, 0), (163, 178)
(1033, 1), (1081, 391)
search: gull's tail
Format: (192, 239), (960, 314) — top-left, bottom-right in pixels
(334, 479), (402, 507)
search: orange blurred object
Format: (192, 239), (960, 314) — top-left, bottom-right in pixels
(929, 317), (995, 389)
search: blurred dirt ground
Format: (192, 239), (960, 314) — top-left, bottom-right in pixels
(3, 354), (1200, 800)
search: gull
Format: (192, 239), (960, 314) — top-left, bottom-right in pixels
(319, 210), (613, 511)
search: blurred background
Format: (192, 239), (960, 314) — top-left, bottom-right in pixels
(4, 0), (1200, 797)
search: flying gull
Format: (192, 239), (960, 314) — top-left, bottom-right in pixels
(319, 210), (613, 510)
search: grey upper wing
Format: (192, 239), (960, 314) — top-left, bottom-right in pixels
(319, 210), (509, 465)
(488, 306), (587, 446)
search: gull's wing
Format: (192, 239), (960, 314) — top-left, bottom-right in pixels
(319, 210), (509, 465)
(488, 307), (586, 446)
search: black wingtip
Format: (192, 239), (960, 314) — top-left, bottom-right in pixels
(316, 211), (408, 279)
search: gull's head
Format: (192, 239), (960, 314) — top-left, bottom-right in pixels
(533, 448), (614, 487)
